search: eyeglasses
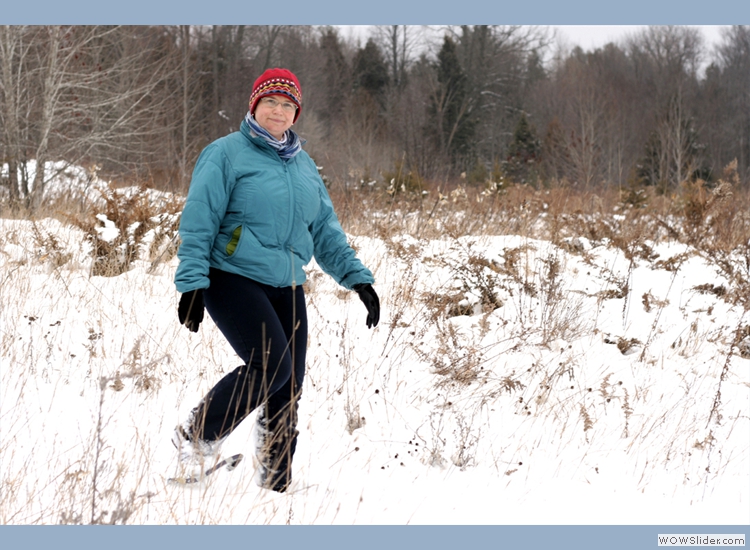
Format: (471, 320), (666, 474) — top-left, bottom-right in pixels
(259, 97), (298, 113)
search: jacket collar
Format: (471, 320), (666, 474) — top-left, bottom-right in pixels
(240, 118), (267, 147)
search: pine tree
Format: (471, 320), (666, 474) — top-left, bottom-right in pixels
(430, 36), (476, 169)
(542, 117), (570, 183)
(319, 28), (350, 130)
(352, 38), (389, 109)
(505, 112), (541, 185)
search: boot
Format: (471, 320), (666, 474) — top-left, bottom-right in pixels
(252, 410), (296, 492)
(171, 410), (227, 480)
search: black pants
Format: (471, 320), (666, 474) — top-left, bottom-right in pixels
(189, 268), (307, 487)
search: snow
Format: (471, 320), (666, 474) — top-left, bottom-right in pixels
(1, 189), (748, 525)
(94, 214), (120, 243)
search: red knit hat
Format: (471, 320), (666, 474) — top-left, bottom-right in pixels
(249, 68), (302, 123)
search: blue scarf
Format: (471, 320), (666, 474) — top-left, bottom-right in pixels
(245, 112), (303, 160)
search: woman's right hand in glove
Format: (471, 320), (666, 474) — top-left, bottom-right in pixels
(178, 289), (204, 332)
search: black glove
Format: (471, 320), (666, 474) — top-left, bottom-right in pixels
(178, 289), (204, 333)
(352, 283), (380, 329)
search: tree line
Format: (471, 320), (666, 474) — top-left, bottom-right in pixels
(1, 25), (749, 209)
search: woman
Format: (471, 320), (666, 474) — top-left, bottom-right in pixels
(172, 68), (380, 492)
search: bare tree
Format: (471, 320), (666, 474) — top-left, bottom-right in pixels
(0, 25), (30, 204)
(0, 25), (180, 207)
(566, 61), (605, 188)
(455, 25), (549, 172)
(628, 26), (704, 189)
(715, 26), (750, 183)
(374, 25), (420, 89)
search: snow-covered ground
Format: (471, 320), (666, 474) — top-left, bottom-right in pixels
(1, 188), (748, 525)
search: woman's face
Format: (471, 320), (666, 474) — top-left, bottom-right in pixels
(254, 94), (297, 140)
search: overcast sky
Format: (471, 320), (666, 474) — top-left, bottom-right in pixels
(339, 25), (729, 52)
(553, 25), (728, 50)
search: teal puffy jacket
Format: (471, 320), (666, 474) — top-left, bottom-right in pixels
(174, 119), (374, 293)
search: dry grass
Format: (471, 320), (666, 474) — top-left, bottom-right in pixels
(333, 161), (750, 258)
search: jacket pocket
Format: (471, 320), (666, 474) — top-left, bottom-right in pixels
(225, 225), (242, 256)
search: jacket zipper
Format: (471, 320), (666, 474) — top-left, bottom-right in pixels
(282, 160), (295, 286)
(251, 132), (298, 287)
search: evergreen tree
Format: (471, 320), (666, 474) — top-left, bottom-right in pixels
(431, 36), (475, 169)
(352, 38), (389, 108)
(541, 117), (570, 183)
(524, 50), (546, 93)
(318, 28), (350, 130)
(505, 112), (541, 185)
(636, 131), (667, 190)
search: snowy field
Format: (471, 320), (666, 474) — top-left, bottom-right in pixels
(1, 178), (748, 525)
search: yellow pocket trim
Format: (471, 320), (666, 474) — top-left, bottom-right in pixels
(226, 226), (242, 256)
